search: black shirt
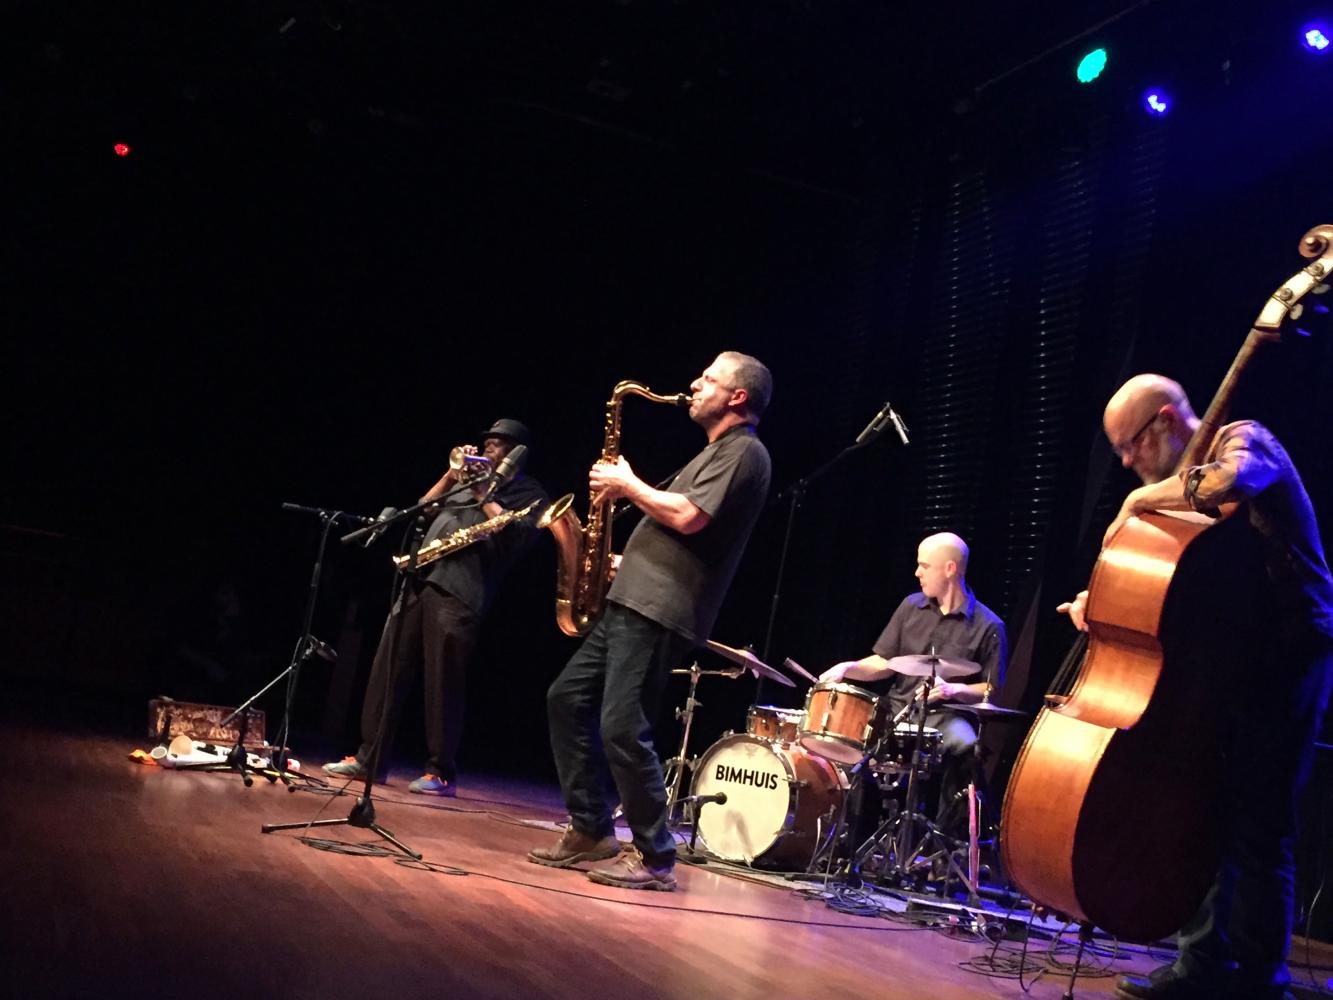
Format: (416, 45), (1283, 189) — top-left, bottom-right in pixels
(608, 423), (772, 643)
(418, 474), (548, 615)
(869, 590), (1009, 717)
(1183, 420), (1333, 640)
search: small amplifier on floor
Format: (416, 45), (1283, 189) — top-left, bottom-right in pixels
(147, 697), (266, 749)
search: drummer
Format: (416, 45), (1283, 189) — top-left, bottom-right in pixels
(819, 531), (1008, 843)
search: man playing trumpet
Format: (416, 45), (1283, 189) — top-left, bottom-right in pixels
(324, 419), (547, 797)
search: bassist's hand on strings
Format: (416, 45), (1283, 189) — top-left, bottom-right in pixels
(1056, 590), (1090, 632)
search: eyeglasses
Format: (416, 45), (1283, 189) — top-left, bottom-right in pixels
(1111, 410), (1160, 460)
(698, 373), (738, 392)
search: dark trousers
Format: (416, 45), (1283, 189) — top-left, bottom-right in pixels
(546, 603), (693, 866)
(1176, 631), (1333, 991)
(356, 581), (478, 782)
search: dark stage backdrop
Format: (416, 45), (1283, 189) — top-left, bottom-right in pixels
(5, 0), (1333, 932)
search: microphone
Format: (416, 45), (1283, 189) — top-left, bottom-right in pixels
(360, 506), (399, 548)
(481, 444), (528, 503)
(678, 791), (728, 807)
(887, 405), (910, 446)
(305, 636), (338, 663)
(854, 402), (894, 446)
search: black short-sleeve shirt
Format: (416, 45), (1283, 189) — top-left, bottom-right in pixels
(869, 590), (1008, 717)
(607, 423), (771, 643)
(419, 474), (548, 615)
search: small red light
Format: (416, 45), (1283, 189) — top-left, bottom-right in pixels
(113, 143), (131, 157)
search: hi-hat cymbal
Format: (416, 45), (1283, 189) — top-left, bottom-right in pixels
(782, 657), (819, 684)
(704, 640), (795, 688)
(883, 654), (980, 680)
(952, 701), (1030, 720)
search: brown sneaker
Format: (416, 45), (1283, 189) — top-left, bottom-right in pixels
(527, 827), (622, 869)
(586, 849), (677, 891)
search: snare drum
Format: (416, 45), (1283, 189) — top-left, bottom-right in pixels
(798, 682), (880, 764)
(745, 705), (803, 744)
(691, 733), (846, 869)
(871, 724), (944, 776)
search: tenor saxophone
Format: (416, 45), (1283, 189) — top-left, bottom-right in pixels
(393, 499), (540, 570)
(538, 380), (689, 637)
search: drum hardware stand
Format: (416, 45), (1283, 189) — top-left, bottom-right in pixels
(664, 661), (743, 826)
(261, 482), (480, 859)
(847, 658), (979, 900)
(814, 747), (885, 887)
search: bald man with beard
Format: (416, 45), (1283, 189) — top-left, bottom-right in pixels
(1059, 374), (1333, 1000)
(821, 532), (1008, 850)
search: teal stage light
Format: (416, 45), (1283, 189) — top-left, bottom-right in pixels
(1076, 48), (1108, 84)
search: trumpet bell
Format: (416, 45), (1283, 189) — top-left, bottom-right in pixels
(449, 445), (493, 483)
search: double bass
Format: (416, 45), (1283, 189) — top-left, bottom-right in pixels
(1000, 224), (1333, 941)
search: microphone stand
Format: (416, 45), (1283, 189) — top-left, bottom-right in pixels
(268, 503), (370, 783)
(178, 504), (370, 788)
(756, 419), (903, 704)
(262, 479), (484, 858)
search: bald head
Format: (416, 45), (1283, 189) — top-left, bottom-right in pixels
(920, 532), (969, 575)
(1104, 374), (1198, 484)
(915, 532), (970, 608)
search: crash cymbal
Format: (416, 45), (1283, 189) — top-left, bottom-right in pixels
(782, 657), (819, 684)
(883, 654), (980, 680)
(952, 700), (1030, 720)
(704, 640), (795, 688)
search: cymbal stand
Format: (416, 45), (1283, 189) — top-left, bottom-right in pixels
(849, 658), (978, 898)
(664, 661), (743, 825)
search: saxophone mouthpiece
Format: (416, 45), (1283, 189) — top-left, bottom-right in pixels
(674, 393), (691, 408)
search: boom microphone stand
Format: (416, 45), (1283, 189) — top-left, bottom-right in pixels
(175, 504), (369, 787)
(268, 503), (370, 782)
(754, 401), (909, 704)
(262, 481), (482, 858)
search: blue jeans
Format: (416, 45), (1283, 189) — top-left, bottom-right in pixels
(546, 603), (693, 866)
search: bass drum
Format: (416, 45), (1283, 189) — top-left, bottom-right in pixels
(691, 733), (846, 869)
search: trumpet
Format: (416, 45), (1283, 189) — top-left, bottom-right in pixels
(449, 445), (493, 486)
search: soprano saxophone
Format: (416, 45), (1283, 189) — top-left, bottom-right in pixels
(538, 380), (689, 636)
(393, 499), (540, 570)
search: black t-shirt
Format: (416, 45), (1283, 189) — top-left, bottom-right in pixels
(418, 474), (548, 614)
(608, 423), (771, 643)
(869, 590), (1008, 717)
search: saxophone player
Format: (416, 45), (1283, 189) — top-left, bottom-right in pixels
(323, 419), (548, 798)
(530, 353), (773, 890)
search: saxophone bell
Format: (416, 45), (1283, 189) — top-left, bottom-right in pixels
(539, 380), (690, 637)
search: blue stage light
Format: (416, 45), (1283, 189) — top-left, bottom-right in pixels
(1143, 90), (1170, 116)
(1303, 24), (1331, 52)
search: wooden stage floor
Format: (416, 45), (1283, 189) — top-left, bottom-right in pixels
(6, 718), (1329, 1000)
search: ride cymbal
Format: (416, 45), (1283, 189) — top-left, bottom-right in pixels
(703, 640), (795, 687)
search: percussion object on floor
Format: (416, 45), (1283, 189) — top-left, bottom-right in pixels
(745, 705), (804, 744)
(870, 724), (944, 776)
(691, 734), (846, 869)
(797, 681), (880, 764)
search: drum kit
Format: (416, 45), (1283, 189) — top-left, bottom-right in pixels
(672, 640), (1029, 895)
